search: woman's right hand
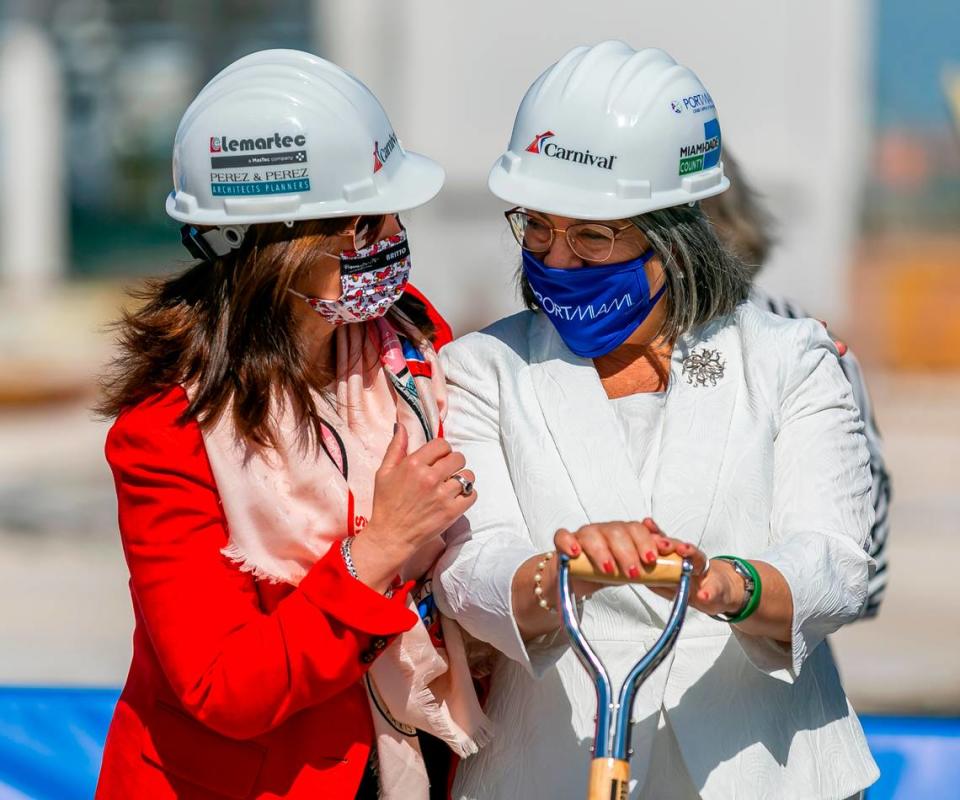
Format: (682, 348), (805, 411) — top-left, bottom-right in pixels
(352, 425), (476, 587)
(554, 519), (708, 596)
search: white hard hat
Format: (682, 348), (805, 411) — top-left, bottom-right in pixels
(488, 41), (729, 220)
(166, 49), (444, 227)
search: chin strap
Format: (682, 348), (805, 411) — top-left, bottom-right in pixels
(180, 224), (249, 262)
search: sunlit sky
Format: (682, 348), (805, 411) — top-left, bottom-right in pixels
(876, 0), (960, 128)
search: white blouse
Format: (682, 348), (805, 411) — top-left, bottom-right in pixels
(609, 390), (666, 507)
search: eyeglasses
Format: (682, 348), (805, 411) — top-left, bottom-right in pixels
(504, 207), (635, 262)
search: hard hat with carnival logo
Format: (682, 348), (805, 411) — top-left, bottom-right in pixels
(488, 40), (729, 220)
(166, 49), (444, 227)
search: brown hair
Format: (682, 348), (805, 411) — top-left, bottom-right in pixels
(97, 218), (434, 449)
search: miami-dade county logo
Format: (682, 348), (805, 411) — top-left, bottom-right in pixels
(524, 130), (617, 170)
(373, 133), (399, 173)
(678, 118), (721, 176)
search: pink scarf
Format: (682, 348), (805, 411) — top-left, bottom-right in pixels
(195, 314), (491, 798)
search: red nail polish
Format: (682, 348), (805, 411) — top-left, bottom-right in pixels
(644, 550), (656, 563)
(602, 561), (615, 575)
(628, 565), (640, 579)
(570, 544), (580, 556)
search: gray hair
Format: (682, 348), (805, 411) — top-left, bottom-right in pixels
(518, 202), (752, 342)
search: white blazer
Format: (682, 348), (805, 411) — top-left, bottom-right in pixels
(435, 302), (879, 800)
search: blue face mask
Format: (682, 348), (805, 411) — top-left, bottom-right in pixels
(522, 248), (666, 358)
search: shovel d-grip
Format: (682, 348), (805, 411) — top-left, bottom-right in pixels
(558, 551), (694, 800)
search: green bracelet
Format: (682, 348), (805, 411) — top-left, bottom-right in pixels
(712, 556), (762, 624)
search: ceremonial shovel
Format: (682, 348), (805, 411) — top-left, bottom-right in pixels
(558, 552), (694, 800)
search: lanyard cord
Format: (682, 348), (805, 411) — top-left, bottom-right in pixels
(385, 368), (433, 442)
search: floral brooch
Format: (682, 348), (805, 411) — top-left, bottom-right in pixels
(681, 348), (726, 387)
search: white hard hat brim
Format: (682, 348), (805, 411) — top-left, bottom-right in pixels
(167, 150), (445, 226)
(488, 162), (729, 221)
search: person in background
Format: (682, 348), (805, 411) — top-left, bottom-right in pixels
(94, 49), (488, 800)
(701, 153), (891, 618)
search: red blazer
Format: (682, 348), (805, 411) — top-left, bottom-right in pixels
(97, 291), (453, 799)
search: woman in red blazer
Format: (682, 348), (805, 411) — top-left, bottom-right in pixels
(95, 50), (483, 800)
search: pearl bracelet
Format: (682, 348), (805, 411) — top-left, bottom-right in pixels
(534, 551), (556, 613)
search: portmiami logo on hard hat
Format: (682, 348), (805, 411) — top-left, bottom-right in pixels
(678, 119), (721, 176)
(373, 133), (399, 173)
(524, 130), (617, 170)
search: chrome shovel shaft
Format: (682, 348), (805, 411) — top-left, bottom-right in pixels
(558, 552), (694, 761)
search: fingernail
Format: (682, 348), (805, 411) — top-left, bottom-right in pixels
(602, 561), (615, 575)
(644, 550), (656, 564)
(700, 591), (710, 601)
(570, 544), (580, 556)
(657, 539), (670, 551)
(628, 565), (641, 579)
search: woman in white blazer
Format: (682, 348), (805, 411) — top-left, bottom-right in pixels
(434, 42), (878, 800)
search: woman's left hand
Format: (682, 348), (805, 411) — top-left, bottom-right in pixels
(641, 519), (745, 617)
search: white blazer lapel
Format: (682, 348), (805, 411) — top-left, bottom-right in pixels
(651, 317), (741, 551)
(528, 312), (741, 623)
(527, 314), (645, 527)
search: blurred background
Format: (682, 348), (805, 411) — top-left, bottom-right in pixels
(0, 0), (957, 798)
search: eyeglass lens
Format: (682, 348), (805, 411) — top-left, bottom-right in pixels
(508, 211), (617, 261)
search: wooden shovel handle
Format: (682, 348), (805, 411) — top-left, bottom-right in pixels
(587, 757), (630, 800)
(567, 551), (684, 586)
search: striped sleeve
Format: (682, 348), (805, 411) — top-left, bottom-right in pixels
(750, 289), (891, 618)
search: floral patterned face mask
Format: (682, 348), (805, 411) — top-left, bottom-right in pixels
(288, 227), (411, 326)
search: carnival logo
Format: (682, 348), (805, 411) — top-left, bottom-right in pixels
(524, 130), (617, 170)
(373, 133), (399, 173)
(526, 130), (555, 153)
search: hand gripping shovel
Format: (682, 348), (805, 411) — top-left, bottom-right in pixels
(558, 552), (694, 800)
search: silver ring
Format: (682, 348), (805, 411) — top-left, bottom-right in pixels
(700, 557), (711, 577)
(452, 473), (474, 497)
